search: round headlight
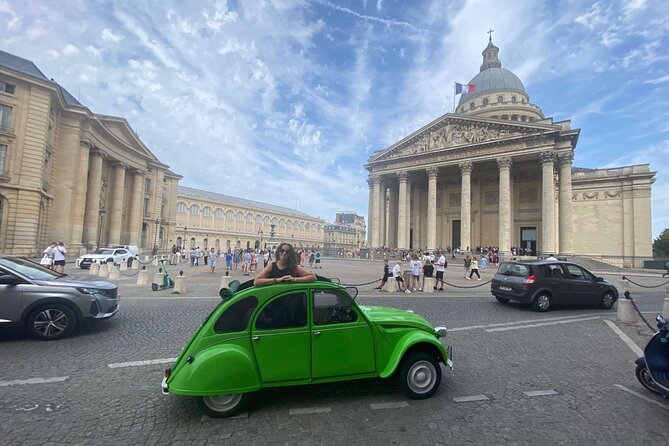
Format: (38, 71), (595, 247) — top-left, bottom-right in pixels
(434, 325), (448, 337)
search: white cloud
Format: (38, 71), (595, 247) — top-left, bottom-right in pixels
(62, 44), (79, 56)
(101, 28), (123, 42)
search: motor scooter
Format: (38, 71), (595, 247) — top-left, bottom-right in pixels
(635, 312), (669, 398)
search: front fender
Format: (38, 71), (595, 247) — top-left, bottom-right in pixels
(167, 344), (260, 396)
(379, 331), (447, 378)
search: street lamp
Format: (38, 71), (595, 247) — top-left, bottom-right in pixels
(153, 219), (160, 255)
(291, 233), (294, 245)
(97, 207), (106, 248)
(258, 227), (264, 250)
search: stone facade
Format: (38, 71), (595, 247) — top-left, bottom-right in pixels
(323, 212), (366, 256)
(365, 39), (655, 262)
(175, 186), (325, 252)
(0, 50), (181, 256)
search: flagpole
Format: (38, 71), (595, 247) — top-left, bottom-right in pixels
(452, 82), (456, 114)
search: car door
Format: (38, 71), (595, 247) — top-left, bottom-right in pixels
(114, 249), (128, 264)
(563, 264), (599, 304)
(538, 263), (569, 304)
(250, 291), (310, 383)
(0, 267), (25, 322)
(310, 290), (375, 379)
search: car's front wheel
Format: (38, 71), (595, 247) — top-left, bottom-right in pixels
(398, 352), (442, 399)
(27, 304), (77, 340)
(198, 393), (250, 418)
(532, 293), (552, 312)
(601, 292), (616, 310)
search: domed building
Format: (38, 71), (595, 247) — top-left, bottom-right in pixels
(365, 37), (655, 264)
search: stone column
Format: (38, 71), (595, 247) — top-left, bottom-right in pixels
(370, 176), (381, 248)
(83, 149), (104, 249)
(108, 162), (127, 245)
(69, 142), (91, 254)
(387, 183), (398, 249)
(557, 152), (573, 256)
(497, 157), (512, 257)
(129, 170), (145, 246)
(397, 171), (408, 250)
(367, 177), (373, 248)
(378, 180), (386, 248)
(405, 175), (412, 249)
(426, 167), (438, 251)
(460, 162), (473, 252)
(540, 151), (556, 255)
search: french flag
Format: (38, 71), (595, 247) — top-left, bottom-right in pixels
(455, 82), (476, 94)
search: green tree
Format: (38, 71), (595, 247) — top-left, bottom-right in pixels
(653, 228), (669, 257)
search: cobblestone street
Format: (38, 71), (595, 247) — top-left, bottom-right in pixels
(1, 259), (668, 445)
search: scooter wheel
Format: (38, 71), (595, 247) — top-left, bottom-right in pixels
(169, 280), (174, 288)
(151, 283), (158, 292)
(635, 363), (663, 396)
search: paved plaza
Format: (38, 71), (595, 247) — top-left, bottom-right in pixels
(1, 258), (668, 445)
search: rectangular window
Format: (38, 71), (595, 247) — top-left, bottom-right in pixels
(0, 81), (15, 94)
(144, 178), (152, 193)
(143, 197), (150, 215)
(0, 104), (11, 131)
(0, 144), (6, 174)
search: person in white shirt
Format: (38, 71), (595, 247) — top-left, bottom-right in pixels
(434, 251), (447, 291)
(546, 254), (558, 261)
(53, 242), (67, 273)
(468, 256), (481, 280)
(409, 254), (422, 291)
(393, 261), (410, 293)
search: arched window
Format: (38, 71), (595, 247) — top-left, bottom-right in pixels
(215, 208), (223, 218)
(469, 102), (475, 110)
(497, 95), (504, 103)
(511, 115), (518, 121)
(203, 206), (212, 217)
(176, 202), (187, 214)
(246, 213), (253, 223)
(511, 96), (517, 103)
(255, 214), (262, 224)
(482, 98), (489, 106)
(236, 211), (244, 222)
(263, 216), (270, 225)
(226, 210), (233, 220)
(190, 204), (199, 215)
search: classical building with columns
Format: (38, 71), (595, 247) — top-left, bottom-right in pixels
(365, 38), (655, 262)
(0, 50), (181, 256)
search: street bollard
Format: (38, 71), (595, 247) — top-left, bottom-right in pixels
(120, 261), (128, 271)
(220, 275), (233, 289)
(153, 272), (165, 286)
(152, 256), (159, 266)
(663, 296), (669, 319)
(423, 277), (435, 293)
(89, 263), (100, 275)
(137, 269), (149, 286)
(144, 255), (151, 263)
(108, 266), (120, 279)
(617, 293), (639, 324)
(173, 275), (187, 294)
(385, 278), (397, 293)
(131, 258), (139, 270)
(619, 277), (629, 292)
(98, 263), (108, 277)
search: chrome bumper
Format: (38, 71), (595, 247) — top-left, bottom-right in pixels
(161, 376), (169, 395)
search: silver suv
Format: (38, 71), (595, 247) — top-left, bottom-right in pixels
(0, 256), (119, 340)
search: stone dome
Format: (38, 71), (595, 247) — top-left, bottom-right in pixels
(457, 67), (525, 105)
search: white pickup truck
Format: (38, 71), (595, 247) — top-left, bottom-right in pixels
(76, 247), (137, 269)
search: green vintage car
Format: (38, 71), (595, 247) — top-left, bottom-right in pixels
(161, 278), (453, 417)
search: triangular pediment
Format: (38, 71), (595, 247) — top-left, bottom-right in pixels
(96, 115), (158, 161)
(368, 115), (559, 164)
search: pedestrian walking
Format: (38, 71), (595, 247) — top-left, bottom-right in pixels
(42, 242), (56, 270)
(315, 250), (321, 268)
(434, 250), (446, 291)
(53, 242), (67, 273)
(209, 248), (219, 273)
(468, 256), (481, 280)
(309, 251), (315, 268)
(463, 254), (472, 279)
(479, 256), (488, 273)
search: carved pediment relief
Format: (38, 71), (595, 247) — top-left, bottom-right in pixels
(371, 117), (548, 163)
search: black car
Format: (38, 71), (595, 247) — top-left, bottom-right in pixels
(491, 260), (618, 312)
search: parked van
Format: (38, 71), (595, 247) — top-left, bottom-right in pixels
(110, 245), (140, 257)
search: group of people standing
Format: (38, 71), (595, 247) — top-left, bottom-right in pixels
(42, 242), (67, 273)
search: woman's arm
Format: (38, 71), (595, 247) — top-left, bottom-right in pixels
(253, 263), (277, 287)
(292, 265), (316, 283)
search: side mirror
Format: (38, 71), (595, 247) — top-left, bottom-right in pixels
(595, 277), (604, 282)
(0, 274), (20, 285)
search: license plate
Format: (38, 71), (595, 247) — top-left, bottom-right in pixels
(500, 286), (512, 291)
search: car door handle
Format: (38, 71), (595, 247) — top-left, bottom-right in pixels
(313, 331), (321, 336)
(252, 336), (260, 340)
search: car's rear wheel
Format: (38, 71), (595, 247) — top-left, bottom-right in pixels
(27, 304), (77, 340)
(495, 296), (510, 303)
(601, 292), (616, 310)
(398, 352), (442, 399)
(198, 393), (250, 418)
(635, 363), (663, 396)
(532, 293), (552, 312)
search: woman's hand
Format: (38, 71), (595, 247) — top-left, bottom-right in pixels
(279, 275), (294, 282)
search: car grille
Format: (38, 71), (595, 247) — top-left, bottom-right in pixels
(97, 288), (118, 299)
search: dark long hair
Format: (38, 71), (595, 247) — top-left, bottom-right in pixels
(277, 243), (299, 275)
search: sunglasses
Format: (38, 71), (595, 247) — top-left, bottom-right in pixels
(279, 248), (290, 254)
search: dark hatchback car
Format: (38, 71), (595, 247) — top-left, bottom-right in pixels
(491, 260), (618, 312)
(0, 255), (119, 340)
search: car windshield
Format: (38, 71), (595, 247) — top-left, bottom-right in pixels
(94, 249), (115, 255)
(498, 263), (530, 277)
(0, 257), (61, 280)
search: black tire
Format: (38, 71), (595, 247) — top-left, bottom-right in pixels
(151, 283), (158, 291)
(26, 303), (77, 340)
(398, 352), (442, 399)
(495, 296), (510, 303)
(601, 292), (616, 310)
(532, 293), (552, 312)
(635, 363), (663, 396)
(127, 258), (133, 267)
(198, 393), (250, 418)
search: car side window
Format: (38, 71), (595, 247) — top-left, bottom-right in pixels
(118, 249), (127, 255)
(255, 293), (307, 330)
(539, 264), (565, 279)
(214, 296), (258, 334)
(313, 291), (358, 325)
(565, 265), (586, 280)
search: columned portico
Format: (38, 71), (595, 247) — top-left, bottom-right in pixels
(497, 157), (512, 256)
(370, 176), (381, 248)
(129, 170), (145, 246)
(83, 149), (104, 249)
(426, 167), (438, 251)
(558, 153), (573, 256)
(459, 162), (473, 252)
(69, 141), (91, 251)
(397, 171), (408, 250)
(108, 163), (127, 245)
(540, 151), (556, 255)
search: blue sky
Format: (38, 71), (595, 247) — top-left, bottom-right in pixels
(1, 0), (668, 239)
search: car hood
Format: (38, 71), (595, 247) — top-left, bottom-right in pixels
(35, 279), (116, 289)
(79, 254), (113, 259)
(359, 305), (434, 332)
